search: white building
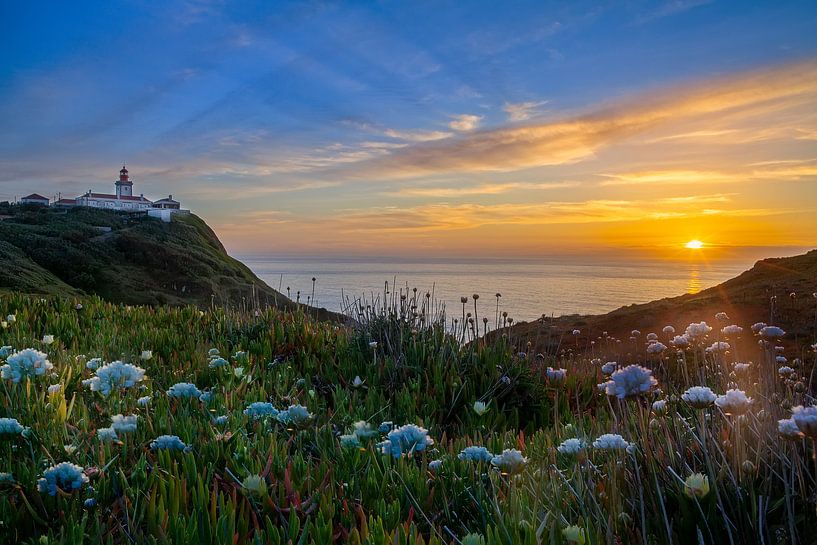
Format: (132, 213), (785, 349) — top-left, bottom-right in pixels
(20, 193), (50, 206)
(74, 166), (156, 211)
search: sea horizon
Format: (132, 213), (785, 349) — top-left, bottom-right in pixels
(237, 253), (778, 322)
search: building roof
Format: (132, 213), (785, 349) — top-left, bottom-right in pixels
(55, 198), (77, 204)
(83, 193), (152, 202)
(153, 198), (179, 203)
(22, 193), (49, 201)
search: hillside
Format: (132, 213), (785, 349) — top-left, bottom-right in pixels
(491, 249), (817, 353)
(0, 204), (340, 319)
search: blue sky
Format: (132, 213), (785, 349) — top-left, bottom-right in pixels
(2, 1), (816, 257)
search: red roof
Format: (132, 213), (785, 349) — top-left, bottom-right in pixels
(84, 193), (151, 202)
(22, 193), (49, 201)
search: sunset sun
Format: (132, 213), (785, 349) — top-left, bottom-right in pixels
(685, 239), (704, 249)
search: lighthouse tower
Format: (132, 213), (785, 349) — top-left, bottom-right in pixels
(115, 164), (133, 198)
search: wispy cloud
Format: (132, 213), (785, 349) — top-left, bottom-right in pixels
(348, 60), (817, 179)
(388, 181), (579, 197)
(383, 128), (453, 142)
(503, 101), (549, 122)
(448, 114), (482, 132)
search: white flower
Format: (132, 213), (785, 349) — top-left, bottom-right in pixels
(715, 312), (729, 322)
(490, 448), (527, 474)
(0, 418), (24, 435)
(428, 459), (443, 472)
(199, 390), (214, 404)
(733, 362), (750, 373)
(546, 367), (567, 383)
(379, 424), (434, 458)
(212, 415), (229, 426)
(646, 332), (658, 341)
(670, 335), (691, 348)
(759, 326), (785, 339)
(368, 341), (378, 349)
(682, 386), (717, 409)
(244, 402), (279, 420)
(137, 395), (151, 406)
(42, 335), (54, 345)
(6, 314), (15, 323)
(150, 435), (188, 451)
(572, 329), (581, 336)
(0, 346), (12, 358)
(277, 404), (312, 426)
(652, 399), (668, 413)
(778, 419), (803, 439)
(792, 406), (817, 438)
(473, 401), (489, 416)
(140, 350), (152, 361)
(714, 389), (752, 415)
(352, 375), (365, 388)
(459, 445), (494, 462)
(166, 382), (202, 399)
(778, 366), (795, 377)
(208, 348), (220, 357)
(83, 361), (145, 396)
(85, 358), (102, 370)
(751, 322), (767, 333)
(1, 349), (53, 382)
(340, 434), (361, 448)
(646, 342), (667, 354)
(37, 462), (88, 495)
(47, 384), (62, 395)
(684, 322), (712, 340)
(97, 427), (119, 442)
(233, 367), (245, 378)
(662, 325), (675, 335)
(352, 420), (378, 439)
(557, 438), (586, 455)
(111, 414), (138, 433)
(601, 361), (617, 375)
(631, 330), (641, 337)
(721, 325), (743, 336)
(600, 365), (657, 399)
(208, 357), (228, 369)
(706, 341), (730, 353)
(684, 473), (710, 499)
(592, 433), (630, 450)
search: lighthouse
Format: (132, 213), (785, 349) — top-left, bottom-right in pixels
(115, 164), (133, 198)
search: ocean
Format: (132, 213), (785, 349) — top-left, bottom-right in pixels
(239, 256), (751, 322)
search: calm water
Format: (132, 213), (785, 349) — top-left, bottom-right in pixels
(239, 256), (751, 322)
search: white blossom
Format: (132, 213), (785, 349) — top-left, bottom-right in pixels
(592, 433), (630, 450)
(1, 349), (53, 382)
(491, 448), (527, 474)
(37, 462), (88, 495)
(682, 386), (716, 409)
(557, 438), (586, 455)
(715, 389), (752, 415)
(83, 361), (145, 396)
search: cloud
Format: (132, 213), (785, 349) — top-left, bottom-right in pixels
(503, 101), (549, 122)
(348, 60), (817, 179)
(383, 128), (453, 142)
(389, 181), (579, 197)
(448, 114), (482, 132)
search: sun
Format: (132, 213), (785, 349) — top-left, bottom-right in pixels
(685, 239), (704, 249)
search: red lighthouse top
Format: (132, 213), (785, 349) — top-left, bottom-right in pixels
(119, 164), (131, 184)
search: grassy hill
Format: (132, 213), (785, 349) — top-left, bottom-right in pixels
(0, 204), (340, 319)
(491, 249), (817, 354)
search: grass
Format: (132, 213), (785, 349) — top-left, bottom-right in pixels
(0, 290), (816, 544)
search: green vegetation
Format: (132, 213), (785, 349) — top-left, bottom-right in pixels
(0, 204), (323, 314)
(1, 290), (816, 544)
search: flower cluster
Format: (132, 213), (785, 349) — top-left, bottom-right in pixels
(458, 445), (494, 462)
(277, 404), (312, 426)
(166, 382), (202, 399)
(379, 424), (434, 458)
(684, 322), (712, 340)
(491, 448), (527, 474)
(592, 433), (630, 450)
(150, 435), (188, 451)
(1, 348), (53, 383)
(83, 361), (145, 396)
(244, 402), (279, 420)
(557, 438), (586, 455)
(792, 406), (817, 437)
(0, 417), (24, 436)
(682, 386), (716, 409)
(111, 414), (138, 433)
(37, 462), (89, 496)
(714, 389), (752, 415)
(600, 365), (657, 399)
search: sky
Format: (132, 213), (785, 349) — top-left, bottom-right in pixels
(1, 0), (816, 260)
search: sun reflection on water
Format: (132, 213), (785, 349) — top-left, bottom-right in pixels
(687, 264), (701, 294)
